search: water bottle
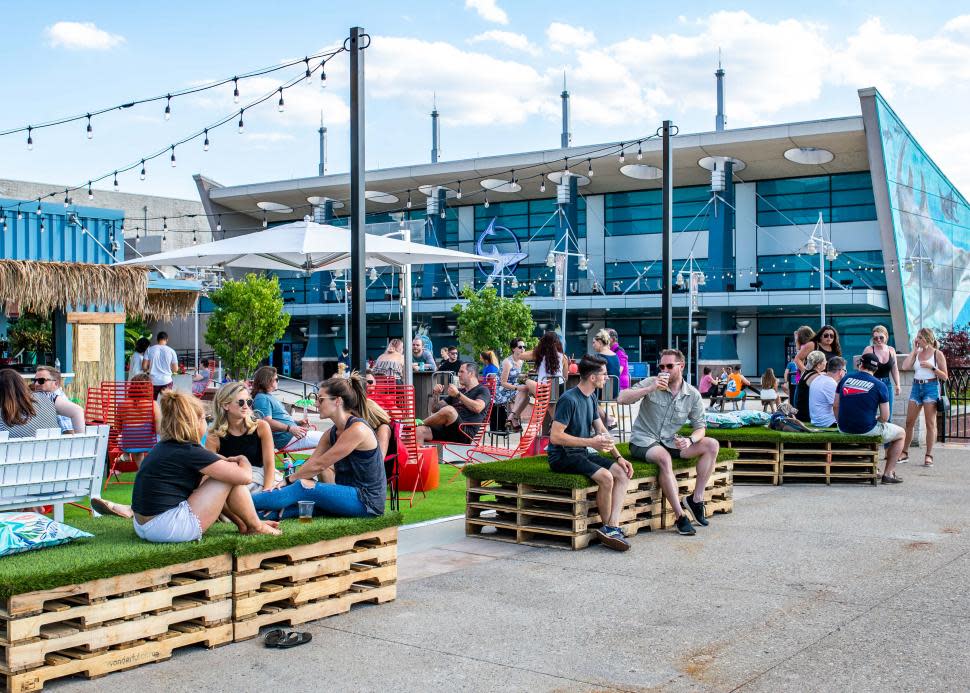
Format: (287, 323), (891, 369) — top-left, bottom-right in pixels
(54, 358), (61, 370)
(284, 458), (294, 478)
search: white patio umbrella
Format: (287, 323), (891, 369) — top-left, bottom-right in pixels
(118, 218), (496, 381)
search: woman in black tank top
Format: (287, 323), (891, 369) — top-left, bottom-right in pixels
(206, 382), (277, 492)
(795, 325), (842, 371)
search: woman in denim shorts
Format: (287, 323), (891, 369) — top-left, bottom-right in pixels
(901, 328), (949, 467)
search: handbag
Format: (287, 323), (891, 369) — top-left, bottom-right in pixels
(939, 381), (951, 417)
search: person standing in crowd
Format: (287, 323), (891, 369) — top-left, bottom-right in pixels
(606, 328), (630, 390)
(251, 366), (322, 452)
(863, 325), (901, 415)
(618, 349), (719, 537)
(251, 374), (386, 520)
(547, 354), (633, 551)
(31, 365), (85, 434)
(372, 339), (405, 383)
(510, 332), (568, 429)
(411, 338), (436, 371)
(0, 369), (60, 438)
(129, 391), (281, 542)
(836, 353), (906, 484)
(788, 326), (815, 390)
(592, 330), (620, 381)
(417, 363), (490, 444)
(809, 356), (846, 428)
(129, 337), (150, 380)
(495, 338), (526, 423)
(337, 348), (352, 369)
(795, 325), (842, 370)
(759, 367), (780, 412)
(479, 350), (500, 381)
(900, 327), (948, 467)
(438, 346), (462, 374)
(794, 351), (827, 422)
(144, 332), (179, 399)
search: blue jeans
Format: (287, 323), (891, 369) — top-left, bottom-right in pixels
(910, 380), (940, 405)
(880, 376), (895, 414)
(251, 481), (370, 519)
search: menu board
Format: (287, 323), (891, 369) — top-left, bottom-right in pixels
(76, 325), (101, 362)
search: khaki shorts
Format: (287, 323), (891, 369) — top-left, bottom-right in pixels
(854, 421), (904, 446)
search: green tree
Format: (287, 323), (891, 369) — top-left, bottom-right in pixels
(205, 274), (290, 380)
(124, 316), (150, 364)
(452, 286), (536, 360)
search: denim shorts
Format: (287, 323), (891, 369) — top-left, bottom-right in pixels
(133, 500), (203, 543)
(910, 380), (940, 405)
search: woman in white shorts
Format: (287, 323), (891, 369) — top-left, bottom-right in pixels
(128, 391), (281, 543)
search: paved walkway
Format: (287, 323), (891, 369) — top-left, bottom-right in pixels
(55, 447), (970, 692)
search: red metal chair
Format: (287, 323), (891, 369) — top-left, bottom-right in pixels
(461, 382), (551, 463)
(95, 381), (156, 488)
(434, 377), (496, 479)
(368, 383), (426, 507)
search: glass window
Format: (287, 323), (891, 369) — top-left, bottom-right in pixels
(757, 172), (877, 226)
(604, 185), (711, 236)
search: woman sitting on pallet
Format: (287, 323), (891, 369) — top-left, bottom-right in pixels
(250, 373), (387, 519)
(99, 391), (282, 542)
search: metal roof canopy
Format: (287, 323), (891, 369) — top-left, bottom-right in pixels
(205, 116), (869, 220)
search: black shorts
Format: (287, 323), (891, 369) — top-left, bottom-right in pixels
(629, 442), (682, 461)
(548, 447), (614, 478)
(430, 421), (473, 443)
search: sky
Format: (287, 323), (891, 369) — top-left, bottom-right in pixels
(2, 1), (970, 203)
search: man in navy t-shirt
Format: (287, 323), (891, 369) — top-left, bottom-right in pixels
(835, 352), (905, 484)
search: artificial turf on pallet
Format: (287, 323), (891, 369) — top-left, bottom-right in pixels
(461, 445), (739, 490)
(0, 512), (403, 600)
(679, 425), (882, 444)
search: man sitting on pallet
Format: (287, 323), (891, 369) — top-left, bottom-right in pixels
(417, 362), (490, 445)
(547, 354), (634, 552)
(617, 348), (719, 537)
(835, 352), (905, 485)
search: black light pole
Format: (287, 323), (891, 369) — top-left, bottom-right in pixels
(661, 120), (674, 349)
(349, 27), (367, 374)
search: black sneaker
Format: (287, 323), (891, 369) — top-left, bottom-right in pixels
(881, 474), (903, 484)
(596, 526), (630, 551)
(674, 514), (696, 536)
(682, 495), (709, 526)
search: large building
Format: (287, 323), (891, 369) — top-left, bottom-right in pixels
(193, 86), (969, 381)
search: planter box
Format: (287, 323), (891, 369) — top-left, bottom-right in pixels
(1, 555), (232, 692)
(231, 527), (398, 642)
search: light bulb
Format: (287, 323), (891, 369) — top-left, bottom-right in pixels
(456, 182), (462, 199)
(407, 191), (412, 209)
(63, 192), (70, 208)
(39, 220), (45, 233)
(805, 240), (817, 255)
(26, 127), (33, 150)
(216, 216), (222, 232)
(546, 251), (555, 268)
(164, 95), (171, 120)
(540, 180), (546, 193)
(36, 201), (42, 216)
(277, 88), (285, 112)
(578, 255), (588, 271)
(319, 62), (327, 87)
(140, 160), (146, 180)
(619, 144), (625, 163)
(483, 193), (489, 208)
(87, 183), (93, 200)
(238, 109), (245, 133)
(170, 146), (177, 167)
(369, 267), (378, 281)
(113, 172), (119, 190)
(86, 116), (93, 139)
(192, 230), (198, 245)
(203, 129), (209, 151)
(17, 210), (23, 221)
(587, 159), (594, 177)
(262, 214), (268, 229)
(233, 78), (240, 103)
(637, 141), (642, 160)
(329, 280), (337, 292)
(304, 58), (311, 82)
(440, 209), (446, 219)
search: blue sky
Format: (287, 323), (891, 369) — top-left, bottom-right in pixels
(2, 1), (969, 201)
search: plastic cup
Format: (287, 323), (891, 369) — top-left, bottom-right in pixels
(297, 500), (314, 524)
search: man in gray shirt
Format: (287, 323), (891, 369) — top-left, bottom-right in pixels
(617, 348), (719, 536)
(411, 338), (436, 371)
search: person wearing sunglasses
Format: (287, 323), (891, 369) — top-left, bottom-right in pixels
(861, 325), (901, 414)
(617, 349), (719, 537)
(794, 325), (842, 372)
(0, 368), (60, 438)
(252, 366), (322, 453)
(205, 382), (278, 493)
(494, 338), (526, 428)
(32, 365), (85, 434)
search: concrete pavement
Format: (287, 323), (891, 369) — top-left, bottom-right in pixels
(54, 446), (970, 692)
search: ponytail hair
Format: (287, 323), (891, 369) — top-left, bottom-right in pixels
(319, 371), (368, 417)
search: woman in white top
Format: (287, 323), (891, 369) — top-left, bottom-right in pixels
(900, 327), (948, 466)
(129, 337), (150, 380)
(509, 332), (568, 428)
(371, 339), (405, 383)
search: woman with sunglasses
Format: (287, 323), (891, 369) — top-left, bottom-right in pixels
(206, 382), (277, 493)
(794, 325), (842, 371)
(251, 373), (386, 519)
(862, 325), (901, 414)
(495, 338), (526, 426)
(900, 327), (948, 467)
(510, 332), (569, 430)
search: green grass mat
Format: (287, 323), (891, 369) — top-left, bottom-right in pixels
(233, 513), (402, 556)
(462, 446), (738, 489)
(678, 425), (882, 444)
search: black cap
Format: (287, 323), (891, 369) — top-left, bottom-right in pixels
(859, 352), (880, 371)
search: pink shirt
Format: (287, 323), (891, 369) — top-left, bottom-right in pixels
(699, 374), (715, 393)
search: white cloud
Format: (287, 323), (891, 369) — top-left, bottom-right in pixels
(942, 15), (970, 34)
(468, 30), (540, 56)
(546, 22), (597, 52)
(44, 21), (125, 50)
(465, 0), (508, 25)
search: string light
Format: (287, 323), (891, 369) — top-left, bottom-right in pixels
(619, 144), (625, 163)
(36, 200), (42, 216)
(637, 140), (642, 160)
(164, 95), (172, 120)
(192, 229), (198, 244)
(304, 57), (312, 82)
(587, 159), (594, 177)
(456, 182), (462, 200)
(540, 179), (546, 193)
(39, 219), (45, 233)
(63, 191), (70, 208)
(113, 171), (119, 191)
(277, 88), (285, 112)
(238, 109), (245, 134)
(406, 190), (412, 209)
(203, 129), (210, 151)
(262, 212), (268, 228)
(483, 191), (489, 208)
(319, 59), (327, 87)
(86, 115), (93, 139)
(17, 209), (23, 221)
(216, 215), (222, 232)
(170, 146), (177, 167)
(87, 182), (93, 200)
(233, 77), (240, 103)
(140, 160), (146, 180)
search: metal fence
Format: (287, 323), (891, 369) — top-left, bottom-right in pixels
(939, 366), (970, 442)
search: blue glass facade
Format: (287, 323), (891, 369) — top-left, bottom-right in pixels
(756, 172), (876, 226)
(605, 185), (710, 236)
(474, 198), (586, 242)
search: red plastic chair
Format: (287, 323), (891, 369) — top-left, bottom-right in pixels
(368, 384), (425, 507)
(96, 381), (156, 488)
(462, 382), (551, 463)
(433, 377), (496, 479)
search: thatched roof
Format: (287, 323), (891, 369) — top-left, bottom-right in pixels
(0, 260), (197, 319)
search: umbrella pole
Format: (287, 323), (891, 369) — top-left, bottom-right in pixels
(402, 226), (413, 385)
(349, 26), (368, 374)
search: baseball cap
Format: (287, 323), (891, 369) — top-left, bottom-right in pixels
(859, 352), (880, 371)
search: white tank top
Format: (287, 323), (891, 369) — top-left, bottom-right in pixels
(537, 357), (563, 383)
(913, 350), (937, 380)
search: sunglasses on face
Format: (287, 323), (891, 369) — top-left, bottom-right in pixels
(515, 344), (525, 349)
(236, 398), (254, 408)
(821, 333), (834, 339)
(316, 395), (339, 403)
(366, 379), (376, 386)
(33, 378), (51, 385)
(658, 363), (679, 370)
(872, 335), (884, 340)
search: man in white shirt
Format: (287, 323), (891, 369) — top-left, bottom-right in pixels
(809, 356), (846, 428)
(144, 332), (179, 399)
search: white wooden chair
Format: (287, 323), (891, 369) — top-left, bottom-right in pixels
(0, 425), (111, 522)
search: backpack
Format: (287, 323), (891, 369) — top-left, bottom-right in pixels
(768, 411), (815, 433)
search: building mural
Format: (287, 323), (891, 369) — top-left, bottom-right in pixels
(876, 95), (970, 339)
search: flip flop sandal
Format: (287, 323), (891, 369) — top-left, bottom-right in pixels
(263, 628), (287, 648)
(923, 455), (934, 467)
(898, 453), (909, 463)
(276, 631), (312, 649)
